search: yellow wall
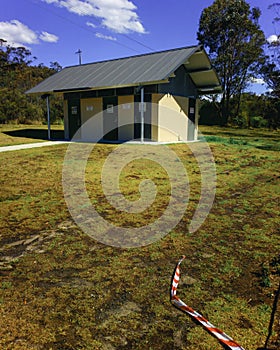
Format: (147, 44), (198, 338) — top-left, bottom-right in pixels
(175, 95), (199, 141)
(151, 94), (161, 141)
(66, 92), (198, 142)
(118, 95), (134, 140)
(156, 94), (189, 142)
(80, 97), (103, 141)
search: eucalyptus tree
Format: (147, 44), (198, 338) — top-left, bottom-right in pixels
(268, 3), (280, 65)
(261, 3), (280, 129)
(197, 0), (266, 125)
(262, 3), (280, 98)
(0, 42), (63, 123)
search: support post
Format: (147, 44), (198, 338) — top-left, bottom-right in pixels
(46, 95), (51, 140)
(140, 87), (144, 143)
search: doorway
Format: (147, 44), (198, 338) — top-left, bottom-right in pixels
(68, 98), (81, 140)
(103, 96), (118, 141)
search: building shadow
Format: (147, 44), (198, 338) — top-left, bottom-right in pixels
(3, 129), (65, 141)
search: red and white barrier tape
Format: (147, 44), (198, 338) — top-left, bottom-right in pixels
(170, 256), (245, 350)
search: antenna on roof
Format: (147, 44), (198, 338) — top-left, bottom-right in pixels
(75, 49), (82, 65)
(0, 38), (7, 47)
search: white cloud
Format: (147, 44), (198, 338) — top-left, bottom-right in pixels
(267, 34), (279, 44)
(0, 20), (39, 47)
(95, 32), (116, 41)
(0, 19), (59, 47)
(60, 0), (96, 16)
(86, 21), (97, 28)
(41, 0), (146, 34)
(39, 31), (59, 43)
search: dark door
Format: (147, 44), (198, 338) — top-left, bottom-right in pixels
(187, 98), (196, 141)
(68, 98), (81, 140)
(134, 93), (151, 140)
(103, 96), (118, 141)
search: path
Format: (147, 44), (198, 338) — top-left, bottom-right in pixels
(0, 141), (68, 153)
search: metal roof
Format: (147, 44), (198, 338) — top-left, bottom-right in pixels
(26, 45), (222, 95)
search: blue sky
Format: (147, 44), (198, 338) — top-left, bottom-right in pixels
(1, 0), (276, 93)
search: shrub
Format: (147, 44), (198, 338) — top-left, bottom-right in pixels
(250, 116), (268, 128)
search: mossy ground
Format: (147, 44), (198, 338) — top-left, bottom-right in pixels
(0, 125), (279, 349)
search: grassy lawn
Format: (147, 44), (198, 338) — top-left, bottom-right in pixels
(199, 125), (280, 151)
(0, 126), (279, 349)
(0, 124), (64, 146)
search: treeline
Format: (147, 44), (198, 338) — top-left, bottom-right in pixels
(0, 44), (63, 124)
(0, 0), (279, 129)
(197, 0), (280, 129)
(199, 93), (279, 129)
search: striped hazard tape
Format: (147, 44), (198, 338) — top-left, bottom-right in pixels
(170, 256), (245, 350)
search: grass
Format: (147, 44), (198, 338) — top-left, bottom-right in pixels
(0, 124), (64, 146)
(199, 125), (280, 151)
(0, 125), (279, 349)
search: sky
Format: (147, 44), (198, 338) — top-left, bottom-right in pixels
(1, 0), (277, 94)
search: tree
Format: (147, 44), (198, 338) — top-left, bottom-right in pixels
(0, 42), (63, 124)
(50, 61), (62, 72)
(197, 0), (266, 125)
(199, 93), (269, 128)
(262, 3), (280, 98)
(268, 3), (280, 66)
(260, 3), (280, 129)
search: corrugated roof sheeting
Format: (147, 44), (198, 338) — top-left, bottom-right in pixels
(26, 45), (222, 95)
(26, 46), (199, 94)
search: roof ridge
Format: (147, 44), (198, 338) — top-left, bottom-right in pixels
(64, 45), (201, 69)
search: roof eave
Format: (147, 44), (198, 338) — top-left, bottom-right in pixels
(197, 86), (223, 95)
(26, 79), (171, 96)
(162, 45), (202, 80)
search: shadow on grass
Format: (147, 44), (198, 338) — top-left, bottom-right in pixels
(4, 128), (65, 141)
(255, 144), (280, 151)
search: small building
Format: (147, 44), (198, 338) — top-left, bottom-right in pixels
(27, 45), (221, 142)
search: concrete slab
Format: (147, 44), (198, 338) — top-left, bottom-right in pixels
(0, 141), (69, 153)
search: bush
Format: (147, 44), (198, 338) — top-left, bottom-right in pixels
(231, 115), (247, 128)
(250, 116), (268, 128)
